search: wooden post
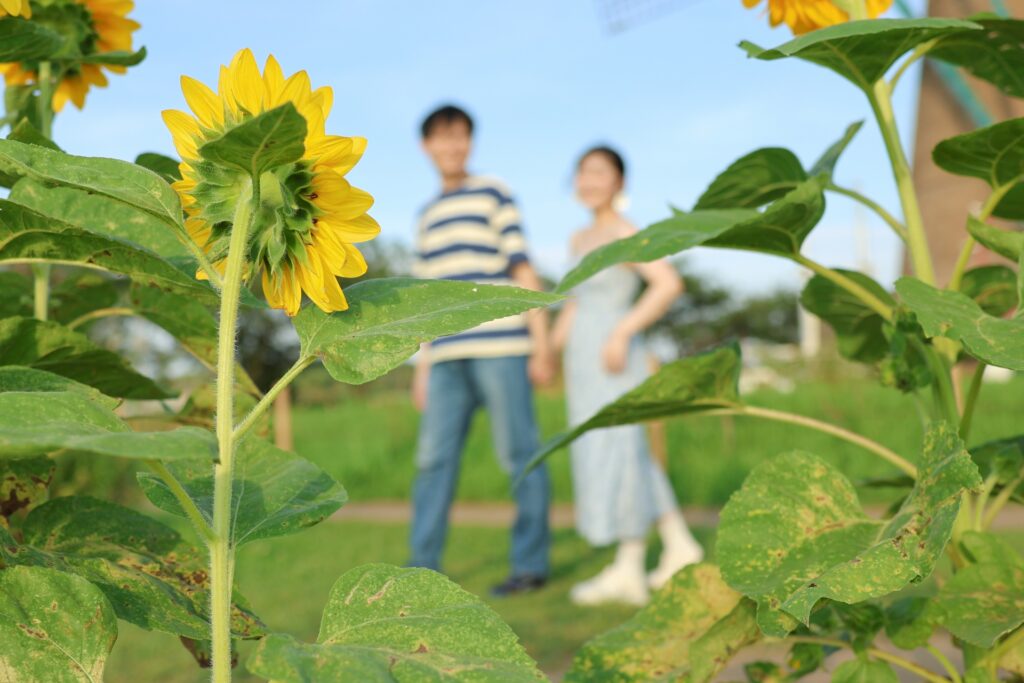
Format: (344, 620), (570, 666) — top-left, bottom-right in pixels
(273, 387), (294, 452)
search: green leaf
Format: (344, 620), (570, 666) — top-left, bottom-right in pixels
(800, 269), (894, 363)
(0, 564), (117, 683)
(0, 270), (32, 317)
(8, 178), (191, 258)
(1, 455), (53, 522)
(896, 277), (1024, 371)
(48, 272), (119, 327)
(137, 437), (345, 547)
(831, 657), (899, 683)
(4, 496), (265, 640)
(967, 215), (1024, 262)
(970, 435), (1024, 488)
(295, 277), (561, 385)
(933, 118), (1024, 220)
(557, 208), (756, 293)
(741, 18), (980, 91)
(560, 177), (826, 293)
(885, 597), (937, 650)
(0, 138), (184, 230)
(247, 564), (544, 682)
(135, 152), (183, 183)
(0, 201), (211, 302)
(565, 564), (758, 683)
(0, 17), (66, 62)
(80, 46), (146, 67)
(961, 265), (1019, 317)
(693, 148), (806, 210)
(0, 390), (215, 461)
(198, 103), (307, 176)
(0, 316), (171, 399)
(717, 423), (980, 636)
(8, 118), (60, 151)
(0, 366), (119, 409)
(930, 17), (1024, 100)
(526, 345), (741, 471)
(934, 531), (1024, 648)
(809, 120), (865, 178)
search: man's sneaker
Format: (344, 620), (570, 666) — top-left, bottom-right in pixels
(647, 540), (705, 591)
(569, 565), (649, 607)
(490, 574), (546, 597)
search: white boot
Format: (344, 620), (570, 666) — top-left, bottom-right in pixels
(648, 509), (704, 591)
(571, 540), (649, 607)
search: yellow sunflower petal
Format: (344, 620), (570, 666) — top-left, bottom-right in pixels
(162, 110), (201, 160)
(181, 75), (223, 128)
(336, 243), (368, 278)
(319, 213), (381, 245)
(263, 264), (302, 316)
(227, 48), (264, 114)
(310, 136), (367, 175)
(263, 54), (285, 107)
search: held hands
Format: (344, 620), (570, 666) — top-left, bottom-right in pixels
(528, 345), (556, 387)
(602, 328), (631, 374)
(411, 363), (430, 412)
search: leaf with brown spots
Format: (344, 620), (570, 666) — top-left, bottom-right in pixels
(565, 564), (759, 683)
(0, 564), (117, 683)
(248, 564), (544, 681)
(717, 423), (980, 636)
(1, 456), (53, 524)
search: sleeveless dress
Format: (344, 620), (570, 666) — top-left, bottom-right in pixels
(564, 262), (680, 546)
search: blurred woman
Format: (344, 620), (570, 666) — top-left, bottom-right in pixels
(552, 146), (703, 606)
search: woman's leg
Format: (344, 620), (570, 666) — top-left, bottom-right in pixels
(569, 538), (649, 606)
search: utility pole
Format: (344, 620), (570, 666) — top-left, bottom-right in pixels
(910, 0), (1024, 285)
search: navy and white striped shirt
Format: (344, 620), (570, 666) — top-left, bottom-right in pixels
(413, 175), (532, 361)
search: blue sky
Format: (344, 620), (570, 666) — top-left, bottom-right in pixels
(53, 0), (928, 295)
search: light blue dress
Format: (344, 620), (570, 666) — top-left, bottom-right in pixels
(564, 263), (680, 546)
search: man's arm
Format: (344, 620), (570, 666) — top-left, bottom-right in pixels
(510, 261), (554, 386)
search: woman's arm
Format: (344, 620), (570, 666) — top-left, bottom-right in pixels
(551, 299), (578, 353)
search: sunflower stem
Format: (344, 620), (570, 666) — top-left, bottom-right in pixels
(30, 62), (56, 322)
(209, 178), (258, 683)
(31, 264), (50, 321)
(793, 254), (894, 321)
(232, 354), (314, 444)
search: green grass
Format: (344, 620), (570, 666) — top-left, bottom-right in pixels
(292, 376), (1024, 506)
(106, 520), (716, 682)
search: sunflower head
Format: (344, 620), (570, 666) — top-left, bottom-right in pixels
(0, 0), (139, 111)
(0, 0), (31, 18)
(742, 0), (892, 34)
(163, 48), (380, 316)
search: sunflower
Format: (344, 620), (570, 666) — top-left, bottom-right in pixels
(0, 0), (139, 111)
(163, 48), (380, 316)
(742, 0), (892, 34)
(0, 0), (31, 18)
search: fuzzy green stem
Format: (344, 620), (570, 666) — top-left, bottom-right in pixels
(826, 183), (908, 242)
(787, 636), (950, 683)
(974, 473), (999, 531)
(948, 183), (1016, 291)
(959, 362), (986, 442)
(232, 355), (313, 444)
(925, 644), (962, 683)
(36, 61), (54, 139)
(209, 179), (258, 683)
(31, 264), (50, 321)
(794, 254), (894, 321)
(868, 80), (936, 285)
(889, 40), (937, 92)
(66, 306), (135, 330)
(709, 405), (917, 478)
(148, 460), (214, 543)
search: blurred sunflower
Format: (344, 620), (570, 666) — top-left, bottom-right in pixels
(0, 0), (139, 110)
(163, 48), (380, 316)
(743, 0), (892, 34)
(0, 0), (31, 18)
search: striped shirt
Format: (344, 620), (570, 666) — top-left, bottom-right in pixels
(413, 175), (532, 362)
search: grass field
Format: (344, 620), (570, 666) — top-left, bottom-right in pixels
(291, 374), (1024, 507)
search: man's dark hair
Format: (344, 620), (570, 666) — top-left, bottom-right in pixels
(420, 104), (474, 139)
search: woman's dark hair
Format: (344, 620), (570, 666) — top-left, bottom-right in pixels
(578, 145), (626, 180)
(421, 104), (474, 139)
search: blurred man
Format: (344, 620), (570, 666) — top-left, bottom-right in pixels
(408, 104), (553, 595)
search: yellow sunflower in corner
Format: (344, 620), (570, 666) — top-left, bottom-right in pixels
(163, 48), (380, 315)
(0, 0), (140, 110)
(743, 0), (892, 34)
(0, 0), (31, 18)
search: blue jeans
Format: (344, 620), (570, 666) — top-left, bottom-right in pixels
(409, 356), (550, 577)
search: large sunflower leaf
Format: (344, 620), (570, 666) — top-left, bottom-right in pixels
(565, 564), (759, 683)
(693, 148), (806, 210)
(247, 563), (544, 682)
(0, 366), (118, 408)
(930, 16), (1024, 100)
(0, 455), (53, 523)
(0, 563), (117, 683)
(0, 138), (183, 229)
(198, 103), (307, 176)
(0, 390), (215, 461)
(0, 316), (171, 399)
(137, 437), (345, 547)
(295, 277), (560, 385)
(809, 120), (865, 178)
(3, 496), (265, 640)
(717, 424), (980, 636)
(741, 18), (980, 91)
(961, 265), (1019, 318)
(0, 17), (66, 62)
(800, 269), (894, 363)
(896, 277), (1024, 371)
(967, 215), (1024, 262)
(933, 118), (1024, 220)
(525, 344), (741, 473)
